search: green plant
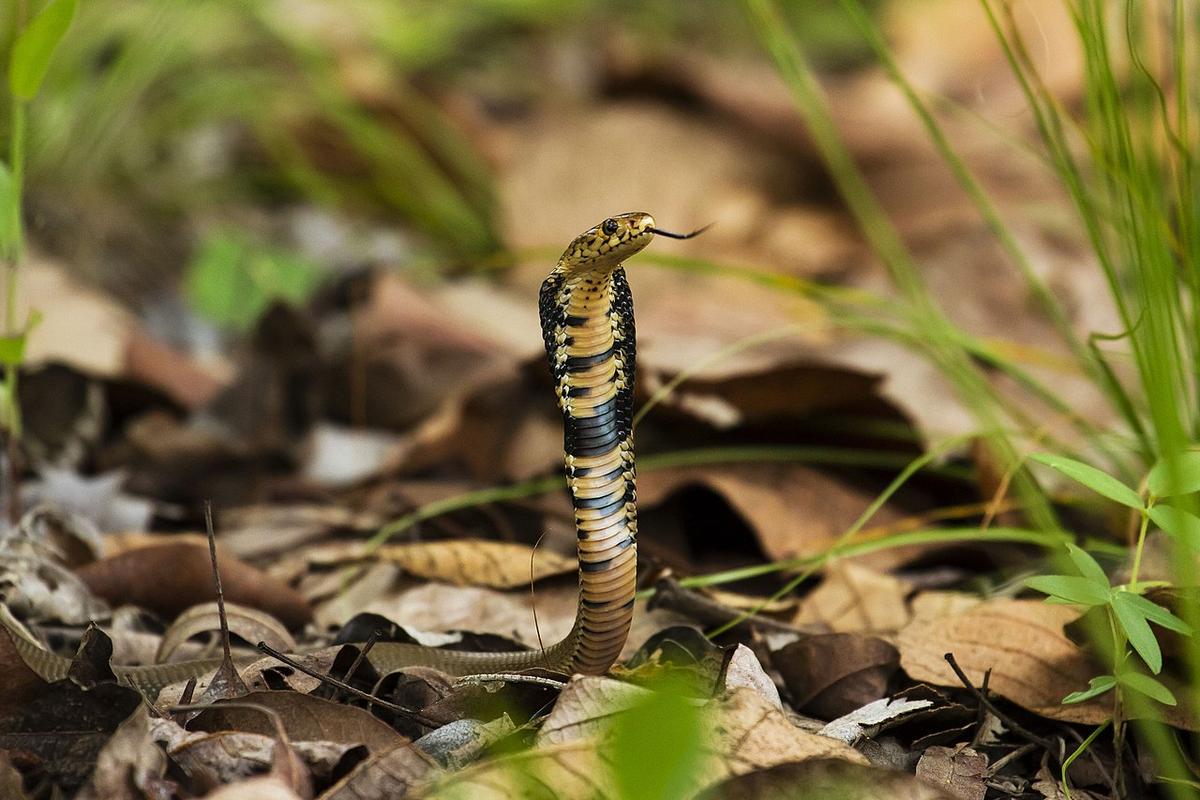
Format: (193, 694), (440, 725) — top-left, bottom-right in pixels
(1026, 452), (1200, 795)
(185, 230), (323, 331)
(739, 0), (1200, 793)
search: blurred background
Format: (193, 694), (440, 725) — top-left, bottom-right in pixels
(0, 0), (1119, 556)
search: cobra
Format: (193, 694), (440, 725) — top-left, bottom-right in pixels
(0, 212), (707, 693)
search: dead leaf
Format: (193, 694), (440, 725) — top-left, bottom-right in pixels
(536, 676), (658, 747)
(775, 633), (900, 719)
(413, 715), (515, 771)
(793, 561), (912, 633)
(533, 677), (865, 795)
(77, 705), (171, 800)
(305, 539), (575, 588)
(124, 324), (225, 409)
(0, 751), (28, 800)
(322, 739), (441, 800)
(201, 776), (306, 800)
(0, 681), (142, 793)
(323, 271), (505, 432)
(1031, 764), (1102, 800)
(189, 691), (408, 755)
(20, 256), (133, 378)
(74, 537), (312, 628)
(68, 624), (120, 689)
(0, 609), (50, 716)
(900, 597), (1200, 730)
(897, 598), (1104, 723)
(698, 757), (959, 800)
(414, 738), (611, 799)
(639, 461), (902, 564)
(915, 745), (987, 800)
(722, 644), (782, 710)
(157, 601), (295, 662)
(819, 697), (936, 745)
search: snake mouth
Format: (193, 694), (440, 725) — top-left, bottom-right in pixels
(647, 223), (714, 240)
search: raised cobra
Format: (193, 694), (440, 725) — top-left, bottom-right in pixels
(0, 212), (706, 694)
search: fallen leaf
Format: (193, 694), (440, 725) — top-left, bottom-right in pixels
(0, 681), (142, 794)
(157, 601), (295, 662)
(74, 537), (312, 628)
(201, 776), (306, 800)
(305, 539), (575, 588)
(697, 757), (959, 800)
(77, 705), (170, 800)
(189, 692), (409, 755)
(639, 461), (902, 564)
(0, 751), (28, 800)
(322, 739), (441, 800)
(775, 633), (900, 719)
(721, 644), (782, 710)
(915, 745), (987, 800)
(819, 696), (936, 745)
(897, 598), (1116, 724)
(793, 561), (912, 633)
(531, 677), (865, 795)
(0, 608), (49, 716)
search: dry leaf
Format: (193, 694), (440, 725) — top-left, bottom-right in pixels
(899, 598), (1200, 730)
(75, 537), (312, 628)
(775, 633), (900, 719)
(77, 705), (169, 800)
(322, 740), (441, 800)
(416, 739), (612, 799)
(639, 462), (900, 564)
(0, 610), (50, 716)
(532, 677), (865, 796)
(722, 644), (782, 710)
(915, 745), (987, 800)
(698, 757), (959, 800)
(201, 776), (306, 800)
(897, 599), (1102, 723)
(819, 697), (935, 745)
(190, 692), (408, 755)
(793, 561), (912, 633)
(158, 601), (295, 662)
(306, 539), (574, 588)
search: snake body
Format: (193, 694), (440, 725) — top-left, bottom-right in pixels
(0, 212), (698, 694)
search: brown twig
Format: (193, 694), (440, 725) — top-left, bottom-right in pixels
(256, 640), (442, 728)
(944, 652), (1061, 757)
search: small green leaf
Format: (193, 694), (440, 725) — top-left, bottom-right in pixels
(1111, 592), (1163, 673)
(1147, 452), (1200, 498)
(1116, 592), (1193, 636)
(9, 0), (78, 100)
(1064, 543), (1109, 586)
(1062, 675), (1116, 704)
(1148, 505), (1200, 553)
(185, 231), (322, 330)
(0, 335), (26, 367)
(1029, 453), (1142, 508)
(1025, 575), (1110, 607)
(1118, 672), (1177, 706)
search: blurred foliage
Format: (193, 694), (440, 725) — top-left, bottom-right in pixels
(185, 229), (322, 331)
(0, 0), (881, 270)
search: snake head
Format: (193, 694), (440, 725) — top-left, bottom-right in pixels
(558, 212), (658, 273)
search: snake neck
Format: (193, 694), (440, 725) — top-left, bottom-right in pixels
(539, 263), (638, 675)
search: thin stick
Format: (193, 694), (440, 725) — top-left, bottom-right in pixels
(204, 501), (233, 666)
(256, 641), (441, 728)
(944, 652), (1061, 756)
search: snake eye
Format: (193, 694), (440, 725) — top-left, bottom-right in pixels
(601, 218), (618, 236)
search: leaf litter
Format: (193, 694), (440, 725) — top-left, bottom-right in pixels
(0, 3), (1165, 798)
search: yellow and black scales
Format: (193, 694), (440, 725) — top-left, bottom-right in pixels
(0, 212), (703, 690)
